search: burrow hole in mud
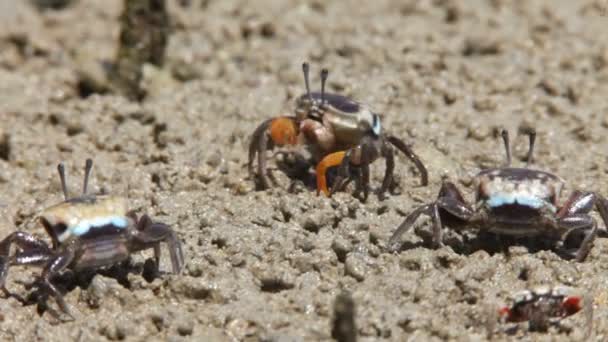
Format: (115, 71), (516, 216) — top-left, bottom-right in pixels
(77, 79), (104, 99)
(211, 237), (227, 249)
(518, 267), (529, 281)
(260, 278), (294, 293)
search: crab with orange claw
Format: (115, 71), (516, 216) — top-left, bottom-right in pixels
(495, 286), (593, 336)
(248, 62), (428, 200)
(0, 159), (184, 319)
(388, 129), (608, 262)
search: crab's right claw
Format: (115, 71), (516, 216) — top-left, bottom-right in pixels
(316, 151), (346, 197)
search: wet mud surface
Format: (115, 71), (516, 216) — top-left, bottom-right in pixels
(1, 0), (608, 341)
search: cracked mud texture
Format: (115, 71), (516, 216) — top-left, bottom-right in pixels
(0, 0), (608, 341)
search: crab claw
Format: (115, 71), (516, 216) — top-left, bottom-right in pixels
(269, 117), (298, 146)
(562, 295), (582, 315)
(498, 306), (514, 321)
(316, 151), (346, 196)
(248, 116), (299, 189)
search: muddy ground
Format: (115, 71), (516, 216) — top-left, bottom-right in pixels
(0, 0), (608, 341)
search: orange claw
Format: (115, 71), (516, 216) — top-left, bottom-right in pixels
(269, 117), (298, 146)
(316, 151), (346, 196)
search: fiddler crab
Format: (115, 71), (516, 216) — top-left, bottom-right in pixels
(248, 62), (428, 200)
(496, 286), (592, 335)
(388, 129), (608, 261)
(0, 159), (184, 318)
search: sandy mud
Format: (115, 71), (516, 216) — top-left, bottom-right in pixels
(1, 0), (608, 341)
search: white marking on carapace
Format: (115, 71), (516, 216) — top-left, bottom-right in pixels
(40, 196), (130, 242)
(476, 171), (563, 212)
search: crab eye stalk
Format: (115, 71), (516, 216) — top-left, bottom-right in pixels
(57, 162), (69, 200)
(83, 158), (93, 195)
(302, 62), (312, 103)
(521, 127), (536, 166)
(500, 129), (511, 167)
(320, 68), (329, 107)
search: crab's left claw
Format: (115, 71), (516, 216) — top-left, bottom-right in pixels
(316, 151), (346, 196)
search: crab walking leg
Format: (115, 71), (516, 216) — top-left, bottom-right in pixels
(330, 145), (370, 199)
(555, 191), (602, 261)
(40, 247), (76, 317)
(388, 204), (435, 252)
(388, 182), (475, 252)
(379, 140), (395, 198)
(329, 137), (382, 200)
(316, 151), (346, 196)
(360, 162), (372, 201)
(386, 135), (428, 186)
(330, 150), (355, 197)
(555, 215), (597, 262)
(358, 138), (377, 201)
(248, 118), (274, 188)
(576, 222), (597, 263)
(556, 191), (596, 217)
(596, 194), (608, 231)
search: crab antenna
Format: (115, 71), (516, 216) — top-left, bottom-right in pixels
(320, 68), (329, 106)
(83, 158), (93, 195)
(302, 62), (312, 103)
(57, 162), (69, 200)
(524, 128), (536, 167)
(501, 129), (511, 166)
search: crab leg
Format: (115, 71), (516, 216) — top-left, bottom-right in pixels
(388, 204), (436, 252)
(554, 191), (603, 261)
(554, 215), (597, 262)
(556, 191), (596, 217)
(327, 136), (381, 200)
(379, 140), (395, 198)
(388, 182), (474, 252)
(248, 118), (274, 189)
(329, 150), (354, 197)
(40, 247), (76, 318)
(386, 135), (428, 186)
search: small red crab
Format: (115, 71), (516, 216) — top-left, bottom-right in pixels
(498, 286), (592, 335)
(248, 62), (428, 200)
